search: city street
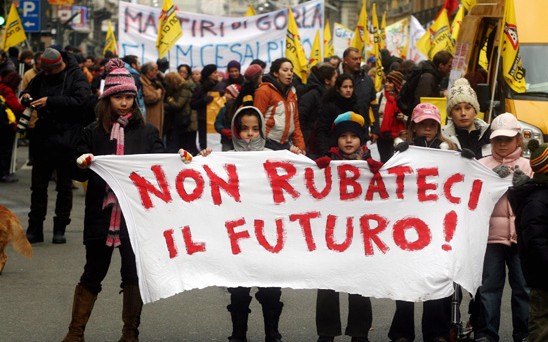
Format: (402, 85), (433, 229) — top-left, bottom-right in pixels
(0, 145), (517, 342)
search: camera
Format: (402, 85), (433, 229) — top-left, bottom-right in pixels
(21, 97), (34, 108)
(17, 107), (33, 133)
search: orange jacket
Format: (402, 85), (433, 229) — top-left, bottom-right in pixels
(254, 80), (305, 150)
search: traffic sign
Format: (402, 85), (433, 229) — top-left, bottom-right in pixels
(20, 0), (40, 33)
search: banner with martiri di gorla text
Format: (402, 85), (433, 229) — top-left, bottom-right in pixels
(90, 147), (509, 304)
(118, 0), (323, 71)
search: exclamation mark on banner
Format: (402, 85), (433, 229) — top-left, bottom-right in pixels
(442, 211), (457, 251)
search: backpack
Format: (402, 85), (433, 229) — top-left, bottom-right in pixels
(396, 67), (434, 117)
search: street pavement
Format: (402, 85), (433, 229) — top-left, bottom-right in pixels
(0, 145), (517, 341)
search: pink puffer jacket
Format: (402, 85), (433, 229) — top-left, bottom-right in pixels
(479, 147), (533, 245)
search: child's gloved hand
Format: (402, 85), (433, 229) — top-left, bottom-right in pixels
(460, 148), (476, 159)
(178, 149), (193, 164)
(512, 165), (530, 186)
(221, 129), (232, 139)
(394, 142), (409, 153)
(315, 156), (331, 169)
(199, 148), (212, 157)
(492, 165), (511, 178)
(366, 158), (383, 174)
(76, 154), (95, 169)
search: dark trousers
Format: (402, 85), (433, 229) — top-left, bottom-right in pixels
(0, 124), (15, 177)
(229, 286), (282, 307)
(166, 130), (198, 154)
(182, 131), (199, 156)
(388, 296), (452, 341)
(28, 152), (73, 225)
(316, 289), (372, 337)
(79, 239), (138, 295)
(198, 119), (207, 150)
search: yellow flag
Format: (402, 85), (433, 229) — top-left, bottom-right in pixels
(156, 0), (183, 59)
(380, 10), (387, 50)
(501, 0), (526, 93)
(416, 8), (454, 59)
(323, 19), (335, 58)
(245, 4), (256, 17)
(479, 41), (489, 71)
(371, 3), (383, 92)
(103, 21), (118, 56)
(309, 30), (322, 69)
(1, 4), (27, 50)
(286, 7), (308, 84)
(451, 6), (464, 42)
(463, 0), (477, 11)
(350, 1), (369, 55)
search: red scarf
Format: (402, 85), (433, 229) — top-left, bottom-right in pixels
(380, 90), (406, 139)
(103, 113), (131, 247)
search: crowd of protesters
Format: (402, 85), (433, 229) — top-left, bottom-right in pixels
(1, 43), (546, 342)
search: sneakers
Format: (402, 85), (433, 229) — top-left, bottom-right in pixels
(0, 174), (18, 183)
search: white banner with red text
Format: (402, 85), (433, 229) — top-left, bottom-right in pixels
(90, 147), (509, 304)
(118, 0), (323, 71)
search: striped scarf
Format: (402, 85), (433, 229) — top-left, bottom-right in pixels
(103, 113), (131, 247)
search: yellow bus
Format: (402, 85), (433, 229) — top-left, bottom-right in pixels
(453, 0), (547, 156)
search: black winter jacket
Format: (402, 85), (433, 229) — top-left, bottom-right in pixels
(508, 182), (548, 290)
(23, 53), (90, 126)
(73, 118), (164, 244)
(316, 91), (359, 156)
(298, 72), (327, 135)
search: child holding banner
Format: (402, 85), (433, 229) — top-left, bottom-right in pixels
(508, 140), (548, 342)
(475, 113), (531, 342)
(389, 103), (457, 342)
(313, 111), (382, 342)
(62, 59), (165, 342)
(200, 103), (300, 342)
(441, 76), (492, 334)
(442, 78), (491, 159)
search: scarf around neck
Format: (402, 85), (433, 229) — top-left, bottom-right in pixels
(103, 113), (132, 247)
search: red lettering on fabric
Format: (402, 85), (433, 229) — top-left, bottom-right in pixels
(417, 168), (439, 202)
(203, 164), (240, 205)
(263, 161), (299, 204)
(130, 165), (172, 209)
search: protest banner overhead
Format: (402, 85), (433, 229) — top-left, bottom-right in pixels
(118, 0), (323, 71)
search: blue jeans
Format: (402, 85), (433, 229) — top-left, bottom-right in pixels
(476, 244), (529, 342)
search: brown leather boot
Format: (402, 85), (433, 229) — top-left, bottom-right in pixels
(62, 285), (97, 342)
(118, 285), (143, 342)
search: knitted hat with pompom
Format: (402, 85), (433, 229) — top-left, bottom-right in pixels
(100, 58), (137, 99)
(446, 78), (480, 114)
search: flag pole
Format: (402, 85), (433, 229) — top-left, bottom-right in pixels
(488, 5), (505, 121)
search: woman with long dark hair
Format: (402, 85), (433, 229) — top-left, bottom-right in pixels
(254, 57), (305, 152)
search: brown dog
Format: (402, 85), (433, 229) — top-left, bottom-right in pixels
(0, 205), (32, 274)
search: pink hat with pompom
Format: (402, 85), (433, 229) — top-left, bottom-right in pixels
(100, 58), (137, 99)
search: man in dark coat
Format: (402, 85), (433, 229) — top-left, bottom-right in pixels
(342, 47), (380, 143)
(21, 47), (91, 244)
(413, 50), (453, 106)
